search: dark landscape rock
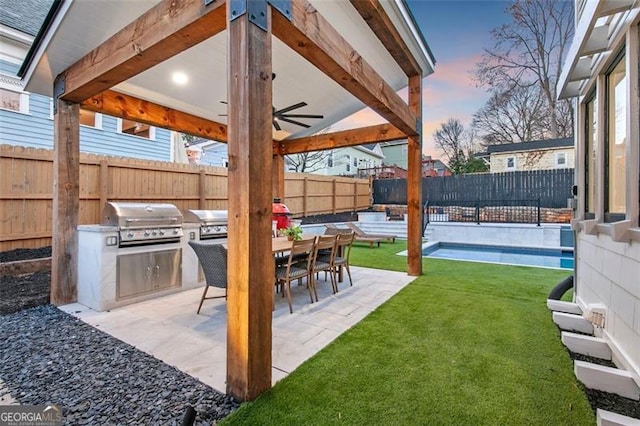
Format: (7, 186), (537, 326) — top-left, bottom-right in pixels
(0, 305), (239, 424)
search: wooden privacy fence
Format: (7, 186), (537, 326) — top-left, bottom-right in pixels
(373, 169), (575, 208)
(0, 145), (371, 251)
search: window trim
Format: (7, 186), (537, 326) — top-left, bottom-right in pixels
(603, 48), (626, 223)
(505, 156), (516, 171)
(116, 117), (156, 140)
(0, 87), (29, 114)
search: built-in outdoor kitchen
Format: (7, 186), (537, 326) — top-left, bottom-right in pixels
(77, 202), (228, 311)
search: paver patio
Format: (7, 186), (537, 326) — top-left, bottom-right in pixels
(60, 266), (415, 393)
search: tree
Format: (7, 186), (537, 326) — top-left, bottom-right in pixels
(285, 150), (333, 173)
(433, 118), (467, 164)
(474, 0), (574, 140)
(433, 119), (487, 174)
(472, 85), (548, 145)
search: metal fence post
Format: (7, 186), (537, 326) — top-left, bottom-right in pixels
(475, 200), (480, 225)
(537, 198), (541, 226)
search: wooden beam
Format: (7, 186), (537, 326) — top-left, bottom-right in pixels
(349, 0), (421, 77)
(225, 4), (273, 401)
(273, 155), (285, 201)
(51, 99), (79, 305)
(278, 124), (404, 155)
(59, 0), (227, 102)
(272, 0), (417, 136)
(82, 90), (228, 142)
(406, 74), (422, 276)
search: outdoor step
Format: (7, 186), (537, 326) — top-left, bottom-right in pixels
(562, 332), (612, 360)
(575, 360), (640, 400)
(553, 312), (594, 334)
(597, 408), (640, 426)
(547, 300), (582, 315)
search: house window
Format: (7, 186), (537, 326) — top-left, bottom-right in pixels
(506, 156), (516, 170)
(0, 88), (28, 114)
(327, 152), (333, 168)
(119, 118), (156, 140)
(79, 108), (103, 129)
(555, 152), (567, 168)
(345, 155), (351, 172)
(604, 53), (626, 221)
(353, 157), (358, 168)
(584, 95), (597, 215)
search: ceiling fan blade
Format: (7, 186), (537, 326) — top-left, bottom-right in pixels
(275, 102), (307, 115)
(279, 113), (324, 119)
(273, 120), (282, 131)
(278, 117), (311, 128)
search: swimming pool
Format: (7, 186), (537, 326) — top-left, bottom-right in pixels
(422, 243), (574, 270)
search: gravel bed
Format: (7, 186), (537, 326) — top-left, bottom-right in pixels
(0, 246), (51, 263)
(0, 305), (239, 424)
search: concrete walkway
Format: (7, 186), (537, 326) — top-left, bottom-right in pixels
(61, 266), (415, 393)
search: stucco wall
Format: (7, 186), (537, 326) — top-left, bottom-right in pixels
(576, 233), (640, 379)
(490, 148), (575, 173)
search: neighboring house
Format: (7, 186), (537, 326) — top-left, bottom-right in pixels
(487, 137), (574, 173)
(380, 139), (408, 168)
(0, 0), (172, 161)
(380, 139), (450, 176)
(557, 0), (640, 402)
(284, 143), (384, 176)
(422, 156), (450, 177)
(186, 138), (228, 167)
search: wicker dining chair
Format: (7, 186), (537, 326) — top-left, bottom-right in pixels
(275, 236), (316, 314)
(188, 241), (228, 314)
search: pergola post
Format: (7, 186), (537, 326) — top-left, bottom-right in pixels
(225, 2), (274, 401)
(407, 74), (423, 276)
(273, 154), (285, 201)
(51, 97), (80, 304)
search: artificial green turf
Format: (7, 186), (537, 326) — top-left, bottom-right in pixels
(222, 241), (594, 425)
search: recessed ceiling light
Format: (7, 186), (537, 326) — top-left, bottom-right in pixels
(172, 72), (188, 85)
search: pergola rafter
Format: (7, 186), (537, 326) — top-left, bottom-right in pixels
(277, 124), (405, 155)
(271, 0), (418, 137)
(82, 90), (229, 142)
(50, 0), (426, 401)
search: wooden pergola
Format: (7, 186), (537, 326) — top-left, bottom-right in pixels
(35, 0), (432, 401)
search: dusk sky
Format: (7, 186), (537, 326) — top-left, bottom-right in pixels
(335, 1), (513, 160)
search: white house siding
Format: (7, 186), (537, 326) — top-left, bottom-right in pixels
(576, 235), (640, 376)
(490, 148), (575, 173)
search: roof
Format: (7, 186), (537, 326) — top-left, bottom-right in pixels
(19, 0), (435, 142)
(487, 137), (574, 154)
(380, 139), (408, 147)
(0, 0), (53, 37)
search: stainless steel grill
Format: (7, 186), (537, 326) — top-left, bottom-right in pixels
(183, 209), (228, 240)
(102, 202), (184, 246)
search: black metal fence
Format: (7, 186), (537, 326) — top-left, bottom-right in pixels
(374, 169), (574, 209)
(424, 199), (542, 226)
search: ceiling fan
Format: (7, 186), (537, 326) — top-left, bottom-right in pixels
(220, 74), (324, 130)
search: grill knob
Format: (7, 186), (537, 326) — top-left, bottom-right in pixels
(144, 230), (150, 237)
(152, 230), (158, 236)
(214, 226), (221, 232)
(173, 229), (179, 235)
(159, 229), (165, 236)
(203, 227), (210, 233)
(127, 232), (134, 238)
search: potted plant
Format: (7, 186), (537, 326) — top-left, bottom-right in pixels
(281, 224), (303, 241)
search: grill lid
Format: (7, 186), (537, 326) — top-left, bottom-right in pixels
(183, 209), (228, 225)
(102, 202), (183, 228)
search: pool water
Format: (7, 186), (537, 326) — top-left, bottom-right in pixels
(422, 243), (574, 270)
